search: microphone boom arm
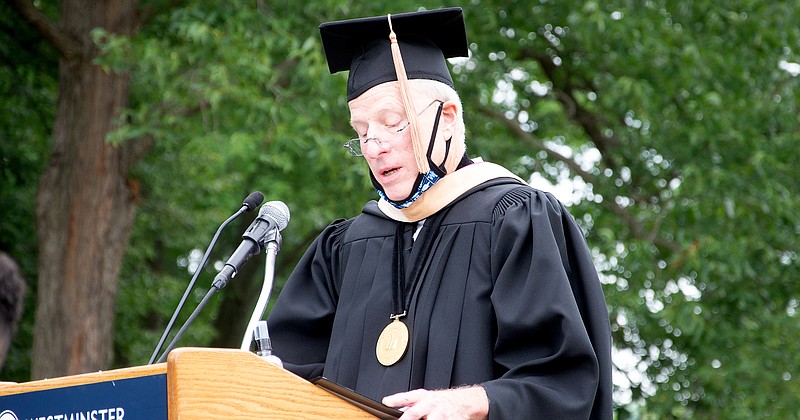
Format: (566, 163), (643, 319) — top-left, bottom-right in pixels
(240, 229), (281, 351)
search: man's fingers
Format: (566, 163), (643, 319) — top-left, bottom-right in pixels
(383, 389), (429, 407)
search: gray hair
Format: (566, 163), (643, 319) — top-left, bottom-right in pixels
(409, 79), (466, 173)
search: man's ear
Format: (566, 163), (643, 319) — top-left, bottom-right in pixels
(439, 100), (459, 139)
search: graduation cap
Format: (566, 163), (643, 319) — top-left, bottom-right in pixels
(319, 7), (469, 101)
(319, 8), (469, 174)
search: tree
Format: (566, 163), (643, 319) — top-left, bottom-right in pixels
(0, 0), (56, 379)
(6, 0), (384, 378)
(459, 1), (800, 416)
(108, 0), (385, 362)
(3, 0), (799, 417)
(10, 0), (149, 379)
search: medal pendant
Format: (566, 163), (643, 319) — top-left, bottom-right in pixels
(376, 318), (409, 366)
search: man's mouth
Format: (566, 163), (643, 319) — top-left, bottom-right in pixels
(382, 167), (400, 176)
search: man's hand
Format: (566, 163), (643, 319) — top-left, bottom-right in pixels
(382, 385), (489, 420)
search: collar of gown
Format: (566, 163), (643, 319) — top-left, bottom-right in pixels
(377, 160), (526, 223)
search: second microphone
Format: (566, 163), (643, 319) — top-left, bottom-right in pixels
(213, 201), (290, 289)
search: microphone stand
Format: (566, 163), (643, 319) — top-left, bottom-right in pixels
(240, 229), (282, 351)
(147, 206), (247, 365)
(155, 282), (221, 363)
(155, 226), (282, 364)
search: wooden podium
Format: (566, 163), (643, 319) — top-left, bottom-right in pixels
(0, 348), (381, 419)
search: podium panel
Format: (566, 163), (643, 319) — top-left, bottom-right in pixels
(0, 348), (378, 419)
(0, 365), (167, 419)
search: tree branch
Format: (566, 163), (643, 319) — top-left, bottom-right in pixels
(519, 48), (681, 209)
(478, 105), (681, 254)
(501, 47), (683, 253)
(11, 0), (83, 61)
(521, 47), (622, 172)
(477, 105), (597, 184)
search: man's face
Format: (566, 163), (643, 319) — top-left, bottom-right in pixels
(348, 83), (444, 201)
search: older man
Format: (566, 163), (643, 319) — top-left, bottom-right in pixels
(268, 8), (612, 419)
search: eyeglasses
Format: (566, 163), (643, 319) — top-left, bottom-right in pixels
(343, 100), (443, 157)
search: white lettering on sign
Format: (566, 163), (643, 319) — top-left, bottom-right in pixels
(19, 407), (124, 420)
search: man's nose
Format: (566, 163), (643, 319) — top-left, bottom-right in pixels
(362, 125), (390, 156)
(361, 137), (387, 158)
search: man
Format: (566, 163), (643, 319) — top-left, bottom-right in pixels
(268, 8), (612, 419)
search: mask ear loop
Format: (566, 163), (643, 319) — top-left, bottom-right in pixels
(425, 101), (449, 177)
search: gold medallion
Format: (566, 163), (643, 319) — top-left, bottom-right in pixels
(376, 318), (409, 366)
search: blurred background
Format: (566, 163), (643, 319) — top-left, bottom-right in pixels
(1, 0), (798, 417)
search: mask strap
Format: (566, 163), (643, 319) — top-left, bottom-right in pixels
(426, 102), (448, 177)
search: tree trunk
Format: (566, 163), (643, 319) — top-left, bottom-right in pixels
(30, 0), (140, 379)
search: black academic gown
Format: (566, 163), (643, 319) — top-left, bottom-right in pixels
(268, 178), (612, 419)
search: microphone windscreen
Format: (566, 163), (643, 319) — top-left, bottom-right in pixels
(243, 191), (265, 211)
(259, 201), (290, 231)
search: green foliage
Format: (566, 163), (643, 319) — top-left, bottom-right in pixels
(0, 0), (58, 382)
(461, 0), (800, 417)
(111, 0), (446, 366)
(3, 0), (799, 417)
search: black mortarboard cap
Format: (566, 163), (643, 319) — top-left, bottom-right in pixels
(320, 8), (469, 101)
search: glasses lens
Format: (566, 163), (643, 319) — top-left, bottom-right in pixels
(344, 139), (363, 156)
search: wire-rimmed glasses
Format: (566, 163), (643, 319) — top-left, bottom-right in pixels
(343, 100), (443, 157)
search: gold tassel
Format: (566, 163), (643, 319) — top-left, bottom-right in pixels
(388, 14), (429, 174)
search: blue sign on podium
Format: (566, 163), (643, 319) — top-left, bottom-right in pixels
(0, 373), (166, 420)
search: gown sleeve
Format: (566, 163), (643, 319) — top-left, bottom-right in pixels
(267, 218), (351, 380)
(481, 188), (612, 419)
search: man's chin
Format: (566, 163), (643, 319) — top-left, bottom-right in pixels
(383, 187), (413, 203)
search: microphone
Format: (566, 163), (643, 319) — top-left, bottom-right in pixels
(154, 200), (290, 364)
(238, 201), (291, 352)
(242, 191), (265, 211)
(147, 191), (264, 365)
(212, 201), (290, 289)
